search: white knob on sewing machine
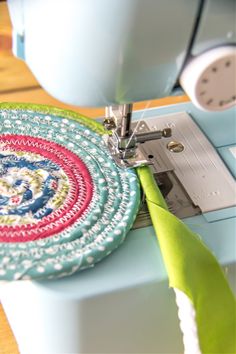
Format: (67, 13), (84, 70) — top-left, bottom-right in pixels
(180, 46), (236, 112)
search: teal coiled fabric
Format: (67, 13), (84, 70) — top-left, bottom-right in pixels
(0, 103), (140, 280)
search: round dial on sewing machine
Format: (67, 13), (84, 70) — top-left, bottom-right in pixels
(180, 46), (236, 112)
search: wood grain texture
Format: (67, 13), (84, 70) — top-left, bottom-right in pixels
(0, 3), (189, 354)
(0, 2), (12, 53)
(0, 305), (19, 354)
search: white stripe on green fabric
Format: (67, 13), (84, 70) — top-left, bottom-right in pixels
(174, 288), (201, 354)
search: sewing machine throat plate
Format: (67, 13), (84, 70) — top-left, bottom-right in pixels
(132, 112), (236, 229)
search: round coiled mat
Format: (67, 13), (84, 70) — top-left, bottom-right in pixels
(0, 103), (140, 280)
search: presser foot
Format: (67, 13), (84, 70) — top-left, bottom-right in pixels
(103, 128), (172, 168)
(103, 103), (171, 168)
(103, 134), (151, 168)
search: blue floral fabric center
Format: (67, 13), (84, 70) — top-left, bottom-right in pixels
(0, 150), (69, 224)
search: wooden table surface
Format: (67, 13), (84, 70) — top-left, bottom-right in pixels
(0, 2), (188, 354)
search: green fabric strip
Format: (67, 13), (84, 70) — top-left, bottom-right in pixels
(137, 166), (236, 354)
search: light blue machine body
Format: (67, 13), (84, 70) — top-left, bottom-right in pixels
(1, 102), (235, 354)
(8, 0), (236, 107)
(3, 0), (236, 352)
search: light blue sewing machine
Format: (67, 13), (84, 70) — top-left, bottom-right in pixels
(1, 0), (236, 353)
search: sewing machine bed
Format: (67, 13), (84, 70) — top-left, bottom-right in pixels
(0, 102), (235, 354)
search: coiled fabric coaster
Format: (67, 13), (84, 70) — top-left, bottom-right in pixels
(0, 103), (140, 280)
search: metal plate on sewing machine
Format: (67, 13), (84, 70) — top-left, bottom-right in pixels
(133, 112), (236, 229)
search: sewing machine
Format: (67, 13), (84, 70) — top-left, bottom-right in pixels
(1, 0), (236, 353)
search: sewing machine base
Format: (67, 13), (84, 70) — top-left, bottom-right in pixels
(1, 102), (235, 354)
